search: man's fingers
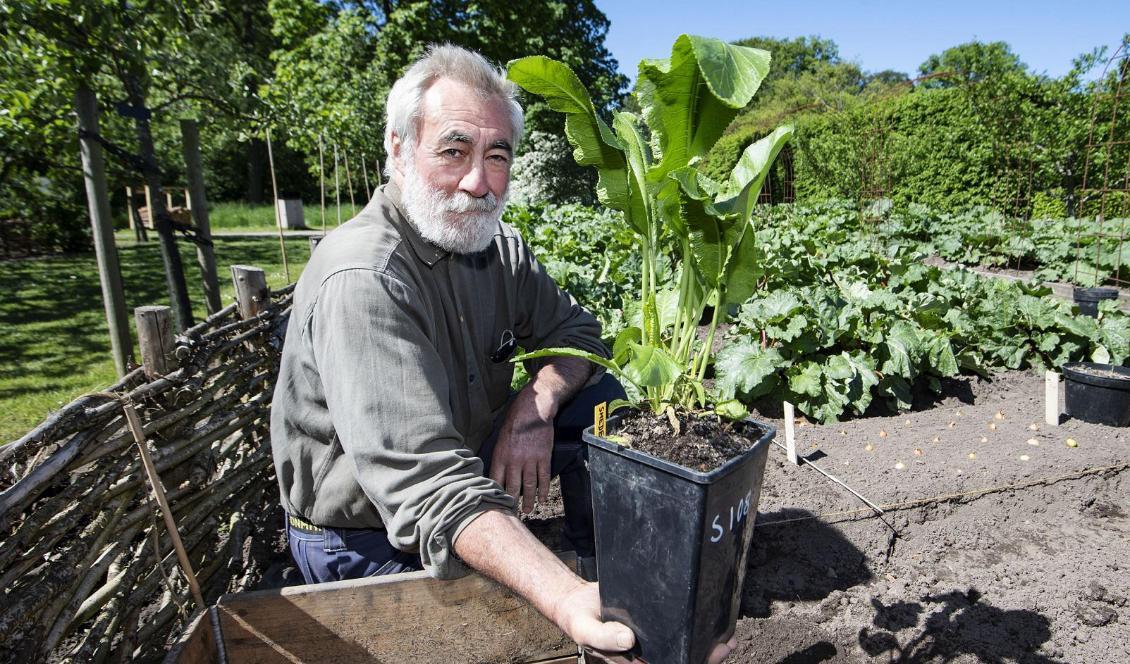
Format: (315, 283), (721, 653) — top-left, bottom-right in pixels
(576, 618), (635, 654)
(504, 467), (521, 505)
(489, 463), (504, 488)
(522, 461), (538, 513)
(537, 458), (550, 505)
(706, 635), (738, 664)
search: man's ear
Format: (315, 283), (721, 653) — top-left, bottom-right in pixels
(388, 132), (408, 183)
(390, 132), (402, 162)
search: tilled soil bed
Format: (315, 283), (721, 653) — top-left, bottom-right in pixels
(731, 370), (1129, 663)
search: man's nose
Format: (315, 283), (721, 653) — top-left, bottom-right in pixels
(458, 158), (491, 198)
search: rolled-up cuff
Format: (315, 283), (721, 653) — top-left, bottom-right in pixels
(423, 492), (517, 579)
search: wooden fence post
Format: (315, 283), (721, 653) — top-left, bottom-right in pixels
(135, 306), (176, 378)
(231, 265), (269, 320)
(180, 119), (222, 314)
(75, 83), (133, 377)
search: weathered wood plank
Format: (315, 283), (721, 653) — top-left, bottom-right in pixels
(163, 608), (216, 664)
(215, 556), (576, 663)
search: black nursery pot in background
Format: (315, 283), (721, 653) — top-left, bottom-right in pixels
(583, 417), (775, 664)
(1063, 362), (1130, 427)
(1073, 287), (1120, 317)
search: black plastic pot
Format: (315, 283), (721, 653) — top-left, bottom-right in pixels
(1073, 287), (1120, 317)
(583, 416), (775, 664)
(1063, 362), (1130, 427)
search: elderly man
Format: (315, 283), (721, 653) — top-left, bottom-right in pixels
(270, 43), (637, 654)
(272, 43), (740, 663)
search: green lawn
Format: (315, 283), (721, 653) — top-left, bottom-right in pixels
(0, 235), (312, 443)
(203, 201), (354, 233)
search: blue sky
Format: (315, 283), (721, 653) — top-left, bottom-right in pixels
(595, 1), (1130, 82)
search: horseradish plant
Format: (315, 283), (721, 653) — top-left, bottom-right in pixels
(509, 35), (793, 415)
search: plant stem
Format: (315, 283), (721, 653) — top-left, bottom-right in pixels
(694, 289), (724, 382)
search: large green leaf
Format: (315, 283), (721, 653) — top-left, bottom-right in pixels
(714, 342), (784, 399)
(622, 343), (681, 388)
(507, 56), (628, 210)
(672, 126), (794, 305)
(637, 35), (771, 183)
(881, 321), (921, 378)
(789, 361), (823, 397)
(513, 347), (619, 373)
(612, 327), (642, 366)
(712, 125), (795, 222)
(611, 111), (652, 236)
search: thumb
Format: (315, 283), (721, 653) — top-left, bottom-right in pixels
(574, 617), (635, 653)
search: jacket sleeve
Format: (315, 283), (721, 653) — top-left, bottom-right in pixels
(310, 268), (517, 579)
(508, 231), (609, 367)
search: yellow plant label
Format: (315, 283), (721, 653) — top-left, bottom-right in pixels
(594, 401), (608, 437)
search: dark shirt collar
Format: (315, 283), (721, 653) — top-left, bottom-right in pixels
(380, 182), (448, 267)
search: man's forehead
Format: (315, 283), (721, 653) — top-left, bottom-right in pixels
(418, 79), (512, 140)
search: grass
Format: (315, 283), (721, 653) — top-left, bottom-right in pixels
(206, 201), (356, 233)
(0, 234), (312, 443)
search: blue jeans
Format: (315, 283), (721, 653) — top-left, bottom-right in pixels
(287, 373), (625, 583)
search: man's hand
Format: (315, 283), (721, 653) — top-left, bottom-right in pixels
(490, 355), (593, 512)
(551, 581), (636, 655)
(490, 389), (553, 512)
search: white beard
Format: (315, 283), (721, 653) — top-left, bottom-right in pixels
(399, 158), (507, 255)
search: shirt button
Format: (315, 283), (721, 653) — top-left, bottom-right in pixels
(469, 374), (476, 384)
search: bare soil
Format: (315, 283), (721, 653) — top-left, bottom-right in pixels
(729, 369), (1130, 663)
(613, 409), (761, 471)
(260, 370), (1129, 663)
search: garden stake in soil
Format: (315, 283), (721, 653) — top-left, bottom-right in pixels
(769, 436), (898, 555)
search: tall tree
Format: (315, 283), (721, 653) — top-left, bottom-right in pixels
(264, 0), (627, 203)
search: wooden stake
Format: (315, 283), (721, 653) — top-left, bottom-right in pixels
(135, 306), (176, 379)
(75, 84), (133, 377)
(143, 184), (154, 229)
(180, 119), (222, 314)
(343, 151), (356, 216)
(375, 158), (382, 186)
(165, 190), (174, 210)
(783, 401), (798, 465)
(333, 142), (342, 227)
(127, 186), (148, 242)
(125, 186), (136, 231)
(230, 265), (269, 320)
(264, 127), (290, 283)
(361, 154), (371, 200)
(1045, 370), (1060, 426)
(318, 134), (327, 236)
(121, 400), (206, 612)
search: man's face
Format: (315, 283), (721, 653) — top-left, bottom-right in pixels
(393, 77), (514, 254)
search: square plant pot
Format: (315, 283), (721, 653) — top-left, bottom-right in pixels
(583, 415), (775, 664)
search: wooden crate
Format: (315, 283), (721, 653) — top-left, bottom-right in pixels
(166, 557), (578, 663)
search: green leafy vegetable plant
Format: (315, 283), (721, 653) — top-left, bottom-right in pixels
(508, 35), (793, 415)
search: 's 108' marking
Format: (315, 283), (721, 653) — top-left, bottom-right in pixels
(709, 490), (753, 543)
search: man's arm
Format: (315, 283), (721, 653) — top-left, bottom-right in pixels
(489, 355), (592, 511)
(453, 508), (634, 653)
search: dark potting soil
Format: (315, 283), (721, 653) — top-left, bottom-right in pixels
(613, 409), (760, 472)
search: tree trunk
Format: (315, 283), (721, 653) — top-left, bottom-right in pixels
(123, 69), (194, 330)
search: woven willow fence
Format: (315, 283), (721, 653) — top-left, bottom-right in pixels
(0, 266), (292, 662)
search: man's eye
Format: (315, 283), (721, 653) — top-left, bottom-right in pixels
(488, 154), (510, 164)
(442, 148), (463, 158)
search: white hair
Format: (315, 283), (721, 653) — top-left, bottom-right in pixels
(384, 44), (524, 176)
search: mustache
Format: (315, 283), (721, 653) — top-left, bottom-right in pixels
(441, 191), (499, 213)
